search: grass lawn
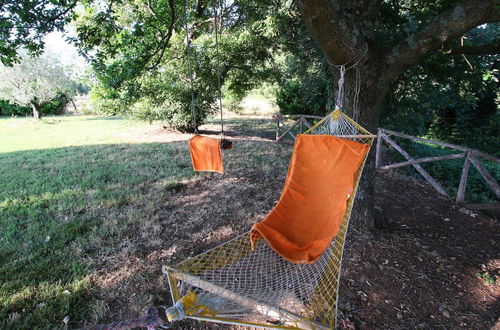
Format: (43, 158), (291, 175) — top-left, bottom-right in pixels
(2, 115), (497, 330)
(0, 114), (286, 329)
(0, 116), (202, 328)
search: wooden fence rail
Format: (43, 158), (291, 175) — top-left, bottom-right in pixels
(376, 128), (500, 209)
(273, 115), (498, 209)
(274, 114), (323, 142)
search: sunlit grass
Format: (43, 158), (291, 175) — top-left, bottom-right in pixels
(0, 115), (196, 328)
(0, 115), (149, 153)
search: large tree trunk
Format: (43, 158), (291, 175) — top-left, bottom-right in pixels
(339, 64), (389, 228)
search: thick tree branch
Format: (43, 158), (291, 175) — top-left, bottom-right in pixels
(445, 41), (500, 55)
(145, 0), (176, 70)
(296, 0), (368, 65)
(385, 0), (499, 79)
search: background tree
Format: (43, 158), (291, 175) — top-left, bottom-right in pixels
(72, 0), (278, 131)
(0, 50), (76, 119)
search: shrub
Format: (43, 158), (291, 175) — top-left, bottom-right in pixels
(276, 80), (306, 115)
(0, 100), (30, 116)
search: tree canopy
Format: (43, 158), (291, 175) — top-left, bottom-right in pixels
(0, 0), (78, 65)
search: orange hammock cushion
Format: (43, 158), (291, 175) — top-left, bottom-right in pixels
(250, 134), (370, 264)
(189, 135), (224, 174)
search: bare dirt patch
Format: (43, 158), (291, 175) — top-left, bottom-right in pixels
(84, 118), (499, 330)
(339, 171), (499, 330)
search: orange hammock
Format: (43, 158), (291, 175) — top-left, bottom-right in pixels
(189, 135), (224, 174)
(250, 134), (370, 264)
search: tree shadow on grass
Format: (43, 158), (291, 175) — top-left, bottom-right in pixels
(202, 117), (277, 140)
(78, 116), (126, 121)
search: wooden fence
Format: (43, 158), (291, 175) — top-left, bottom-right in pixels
(376, 128), (499, 210)
(274, 114), (323, 142)
(274, 117), (499, 209)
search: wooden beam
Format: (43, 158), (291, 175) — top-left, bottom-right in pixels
(277, 118), (299, 142)
(302, 118), (312, 129)
(379, 153), (466, 170)
(166, 267), (327, 330)
(468, 156), (500, 199)
(380, 128), (500, 164)
(381, 133), (449, 196)
(375, 129), (383, 168)
(337, 134), (377, 139)
(284, 114), (324, 119)
(275, 116), (280, 141)
(461, 203), (500, 211)
(456, 154), (471, 203)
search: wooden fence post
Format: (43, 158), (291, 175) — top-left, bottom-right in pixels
(456, 152), (471, 203)
(381, 132), (449, 196)
(375, 129), (383, 168)
(275, 116), (280, 141)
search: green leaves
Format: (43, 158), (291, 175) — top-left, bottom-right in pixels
(73, 0), (283, 129)
(0, 0), (78, 65)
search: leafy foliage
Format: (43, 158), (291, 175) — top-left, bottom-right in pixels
(381, 34), (499, 156)
(71, 0), (279, 131)
(0, 0), (78, 65)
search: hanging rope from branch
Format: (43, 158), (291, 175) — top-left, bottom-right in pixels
(183, 0), (198, 133)
(212, 0), (225, 138)
(327, 45), (367, 122)
(335, 64), (346, 110)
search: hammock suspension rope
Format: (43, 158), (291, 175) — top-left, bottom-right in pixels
(183, 0), (198, 134)
(213, 0), (224, 138)
(327, 44), (367, 122)
(183, 0), (230, 150)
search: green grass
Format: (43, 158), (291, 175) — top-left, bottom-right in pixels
(0, 115), (151, 152)
(0, 116), (197, 328)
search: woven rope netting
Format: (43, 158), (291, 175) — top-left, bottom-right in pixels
(165, 110), (374, 329)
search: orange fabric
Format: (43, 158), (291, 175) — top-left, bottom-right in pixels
(250, 134), (370, 264)
(189, 135), (224, 174)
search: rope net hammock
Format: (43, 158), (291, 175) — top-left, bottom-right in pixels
(164, 109), (375, 329)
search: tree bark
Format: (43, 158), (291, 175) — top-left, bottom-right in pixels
(31, 102), (41, 120)
(346, 70), (389, 229)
